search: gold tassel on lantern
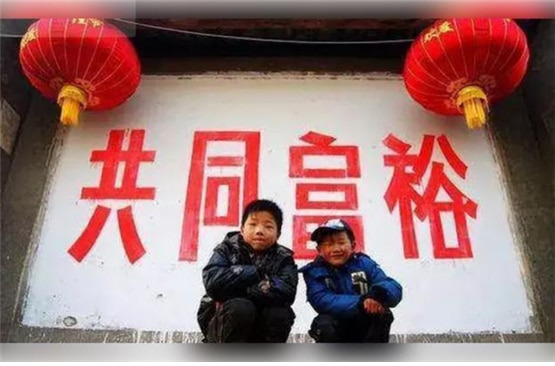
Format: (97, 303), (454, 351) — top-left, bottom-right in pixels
(57, 84), (88, 125)
(456, 86), (489, 129)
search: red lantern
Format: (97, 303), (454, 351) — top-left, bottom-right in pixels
(403, 19), (529, 129)
(19, 18), (141, 125)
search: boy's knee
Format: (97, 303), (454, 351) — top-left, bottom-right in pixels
(206, 298), (256, 342)
(261, 306), (295, 325)
(258, 306), (295, 342)
(309, 314), (340, 342)
(362, 310), (394, 343)
(221, 298), (257, 324)
(370, 309), (394, 325)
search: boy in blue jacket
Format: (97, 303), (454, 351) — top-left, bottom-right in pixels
(300, 219), (402, 343)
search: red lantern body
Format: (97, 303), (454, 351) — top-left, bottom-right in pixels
(19, 18), (141, 125)
(403, 19), (529, 128)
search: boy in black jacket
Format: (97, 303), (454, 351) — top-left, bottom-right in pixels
(197, 199), (298, 342)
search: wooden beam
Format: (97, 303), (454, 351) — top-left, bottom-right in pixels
(137, 19), (434, 30)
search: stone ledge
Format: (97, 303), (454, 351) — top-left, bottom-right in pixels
(6, 325), (546, 343)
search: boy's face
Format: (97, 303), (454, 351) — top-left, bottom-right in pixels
(317, 231), (355, 267)
(240, 211), (279, 252)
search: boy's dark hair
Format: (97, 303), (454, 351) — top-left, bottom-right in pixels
(241, 199), (283, 234)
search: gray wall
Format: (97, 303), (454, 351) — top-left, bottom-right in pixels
(1, 37), (33, 189)
(506, 19), (553, 342)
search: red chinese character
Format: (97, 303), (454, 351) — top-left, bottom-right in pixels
(180, 131), (260, 262)
(290, 131), (363, 259)
(68, 129), (156, 264)
(383, 133), (478, 259)
(296, 183), (358, 210)
(290, 131), (360, 178)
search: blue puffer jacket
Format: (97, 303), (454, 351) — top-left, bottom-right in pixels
(300, 253), (402, 319)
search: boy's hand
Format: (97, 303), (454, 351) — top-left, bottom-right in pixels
(258, 274), (271, 294)
(363, 298), (386, 314)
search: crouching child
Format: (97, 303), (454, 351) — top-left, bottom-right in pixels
(300, 219), (402, 343)
(197, 199), (298, 342)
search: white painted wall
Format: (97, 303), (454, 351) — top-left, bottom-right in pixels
(22, 74), (534, 335)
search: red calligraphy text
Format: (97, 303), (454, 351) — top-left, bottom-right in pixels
(180, 131), (260, 261)
(68, 129), (156, 264)
(383, 133), (478, 259)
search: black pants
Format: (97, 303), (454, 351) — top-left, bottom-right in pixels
(308, 311), (394, 343)
(199, 298), (295, 343)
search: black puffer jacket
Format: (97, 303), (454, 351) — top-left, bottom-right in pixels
(201, 231), (298, 306)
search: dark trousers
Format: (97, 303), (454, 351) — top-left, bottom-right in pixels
(308, 311), (394, 343)
(199, 298), (295, 343)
